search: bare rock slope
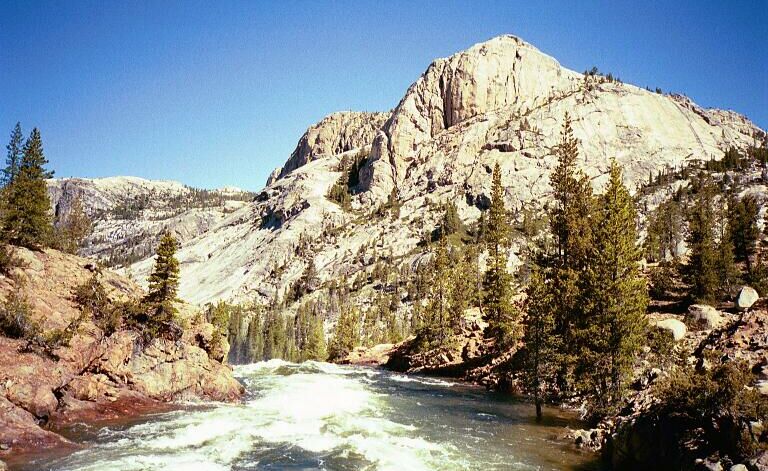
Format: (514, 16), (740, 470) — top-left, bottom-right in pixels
(121, 35), (762, 309)
(47, 176), (255, 268)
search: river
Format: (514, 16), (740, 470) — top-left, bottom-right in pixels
(19, 361), (600, 470)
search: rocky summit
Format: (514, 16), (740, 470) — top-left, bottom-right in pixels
(52, 35), (761, 309)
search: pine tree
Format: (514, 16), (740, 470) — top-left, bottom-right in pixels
(728, 194), (760, 270)
(522, 264), (558, 421)
(549, 114), (593, 270)
(450, 246), (480, 323)
(546, 114), (594, 392)
(298, 307), (326, 361)
(578, 161), (648, 416)
(419, 236), (452, 348)
(715, 199), (738, 298)
(440, 202), (462, 237)
(328, 306), (360, 360)
(1, 128), (54, 248)
(483, 162), (518, 346)
(645, 199), (684, 262)
(145, 232), (180, 324)
(684, 177), (719, 303)
(2, 123), (23, 187)
(54, 195), (93, 254)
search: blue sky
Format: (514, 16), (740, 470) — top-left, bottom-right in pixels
(1, 1), (766, 190)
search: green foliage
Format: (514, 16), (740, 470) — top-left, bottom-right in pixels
(53, 195), (93, 254)
(646, 326), (674, 364)
(417, 238), (454, 350)
(684, 177), (721, 303)
(577, 161), (648, 417)
(645, 199), (684, 262)
(521, 265), (560, 420)
(652, 359), (768, 462)
(545, 114), (595, 393)
(0, 244), (21, 276)
(1, 128), (54, 249)
(704, 147), (746, 172)
(2, 122), (23, 187)
(439, 201), (462, 237)
(728, 194), (760, 270)
(74, 271), (121, 335)
(328, 177), (352, 210)
(145, 232), (181, 325)
(294, 303), (327, 361)
(328, 149), (371, 211)
(328, 306), (361, 361)
(0, 283), (87, 360)
(0, 288), (37, 339)
(204, 301), (233, 361)
(483, 162), (518, 346)
(649, 262), (676, 299)
(524, 134), (651, 419)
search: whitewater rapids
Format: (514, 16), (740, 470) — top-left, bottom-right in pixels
(25, 360), (596, 470)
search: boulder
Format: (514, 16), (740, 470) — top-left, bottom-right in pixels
(698, 460), (723, 471)
(653, 318), (687, 341)
(737, 286), (759, 310)
(687, 305), (725, 330)
(748, 450), (768, 471)
(5, 382), (58, 420)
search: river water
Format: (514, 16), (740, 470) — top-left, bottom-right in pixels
(20, 361), (600, 470)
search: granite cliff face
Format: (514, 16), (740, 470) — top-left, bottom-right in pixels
(47, 176), (255, 268)
(114, 35), (762, 311)
(271, 111), (389, 185)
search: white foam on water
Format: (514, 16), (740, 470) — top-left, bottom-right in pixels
(50, 361), (465, 471)
(389, 374), (457, 387)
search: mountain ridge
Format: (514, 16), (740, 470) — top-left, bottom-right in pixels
(51, 34), (764, 308)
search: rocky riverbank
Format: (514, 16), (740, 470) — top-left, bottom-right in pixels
(340, 291), (768, 470)
(0, 247), (243, 464)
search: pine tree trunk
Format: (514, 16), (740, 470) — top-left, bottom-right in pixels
(535, 397), (543, 422)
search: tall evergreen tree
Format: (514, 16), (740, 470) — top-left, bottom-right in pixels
(522, 264), (559, 421)
(728, 194), (760, 270)
(419, 236), (452, 348)
(145, 232), (181, 323)
(715, 199), (738, 298)
(328, 306), (360, 360)
(1, 128), (54, 248)
(3, 122), (23, 187)
(644, 199), (684, 262)
(684, 177), (719, 303)
(483, 162), (518, 346)
(547, 114), (594, 392)
(578, 161), (648, 415)
(549, 114), (593, 271)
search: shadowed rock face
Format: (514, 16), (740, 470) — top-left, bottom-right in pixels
(65, 35), (764, 311)
(273, 111), (389, 184)
(0, 247), (242, 457)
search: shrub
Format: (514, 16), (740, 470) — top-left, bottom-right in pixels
(647, 326), (674, 365)
(0, 289), (37, 339)
(0, 245), (21, 276)
(649, 263), (675, 299)
(653, 358), (768, 463)
(74, 272), (123, 336)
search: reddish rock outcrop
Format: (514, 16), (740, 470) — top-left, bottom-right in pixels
(0, 247), (243, 459)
